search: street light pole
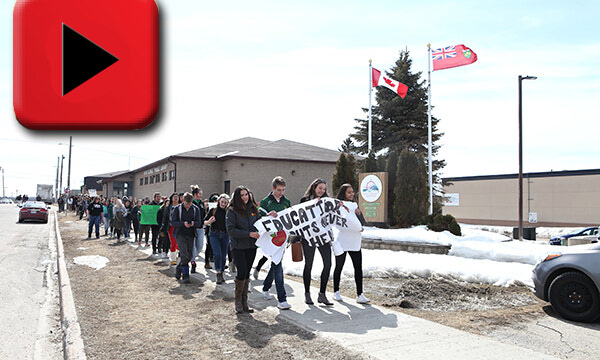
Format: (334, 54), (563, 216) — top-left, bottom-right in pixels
(518, 75), (537, 240)
(59, 155), (65, 197)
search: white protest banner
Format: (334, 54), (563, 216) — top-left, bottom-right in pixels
(253, 197), (362, 265)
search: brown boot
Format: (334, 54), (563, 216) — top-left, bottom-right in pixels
(234, 278), (244, 314)
(241, 279), (254, 313)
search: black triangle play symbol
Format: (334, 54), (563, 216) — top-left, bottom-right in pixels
(62, 23), (119, 96)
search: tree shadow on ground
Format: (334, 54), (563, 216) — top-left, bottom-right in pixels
(233, 312), (316, 349)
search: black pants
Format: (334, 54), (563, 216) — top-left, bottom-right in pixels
(177, 234), (194, 268)
(333, 250), (363, 295)
(205, 230), (213, 262)
(151, 225), (160, 252)
(159, 231), (170, 253)
(301, 239), (332, 294)
(256, 256), (268, 271)
(232, 248), (257, 281)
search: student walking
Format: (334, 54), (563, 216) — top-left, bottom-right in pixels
(171, 193), (201, 284)
(113, 199), (127, 242)
(131, 200), (141, 242)
(190, 185), (207, 273)
(226, 186), (260, 314)
(164, 193), (180, 264)
(204, 194), (230, 284)
(332, 184), (370, 304)
(86, 196), (103, 239)
(258, 176), (292, 310)
(299, 178), (333, 306)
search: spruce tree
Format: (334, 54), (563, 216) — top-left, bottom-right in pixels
(351, 49), (446, 194)
(386, 150), (399, 224)
(394, 150), (429, 227)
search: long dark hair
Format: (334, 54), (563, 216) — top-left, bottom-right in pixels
(229, 186), (258, 214)
(336, 183), (354, 201)
(303, 178), (328, 198)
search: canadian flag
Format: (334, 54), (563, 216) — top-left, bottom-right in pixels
(372, 68), (408, 98)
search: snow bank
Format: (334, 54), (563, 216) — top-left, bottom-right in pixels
(73, 255), (109, 270)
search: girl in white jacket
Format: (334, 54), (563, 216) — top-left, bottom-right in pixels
(332, 184), (370, 304)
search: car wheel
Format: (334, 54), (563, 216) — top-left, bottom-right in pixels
(18, 218), (24, 223)
(548, 271), (600, 322)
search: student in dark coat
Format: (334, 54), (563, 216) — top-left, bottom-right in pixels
(226, 186), (260, 313)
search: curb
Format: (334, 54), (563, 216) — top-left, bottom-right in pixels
(54, 213), (87, 360)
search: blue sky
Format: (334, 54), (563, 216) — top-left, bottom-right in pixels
(1, 0), (599, 196)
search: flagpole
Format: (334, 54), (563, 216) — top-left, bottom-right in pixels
(368, 59), (373, 153)
(427, 44), (433, 215)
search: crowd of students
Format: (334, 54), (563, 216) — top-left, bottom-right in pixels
(80, 176), (370, 314)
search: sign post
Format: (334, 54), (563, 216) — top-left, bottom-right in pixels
(358, 172), (388, 223)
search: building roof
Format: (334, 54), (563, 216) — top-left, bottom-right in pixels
(86, 170), (130, 179)
(444, 168), (600, 182)
(175, 137), (341, 163)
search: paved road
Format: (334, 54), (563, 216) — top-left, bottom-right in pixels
(0, 204), (61, 360)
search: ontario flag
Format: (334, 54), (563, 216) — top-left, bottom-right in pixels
(372, 68), (408, 98)
(431, 44), (478, 71)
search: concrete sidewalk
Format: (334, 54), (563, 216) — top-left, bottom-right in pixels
(132, 244), (558, 360)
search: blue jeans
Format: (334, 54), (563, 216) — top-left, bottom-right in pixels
(209, 230), (229, 272)
(192, 228), (205, 262)
(263, 261), (286, 302)
(124, 219), (131, 237)
(88, 215), (101, 236)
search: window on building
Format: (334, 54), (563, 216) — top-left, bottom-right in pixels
(169, 170), (175, 180)
(150, 176), (154, 184)
(224, 180), (230, 195)
(144, 177), (148, 185)
(139, 178), (143, 186)
(155, 174), (160, 183)
(162, 172), (167, 182)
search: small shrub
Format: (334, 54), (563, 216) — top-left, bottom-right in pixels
(422, 214), (461, 236)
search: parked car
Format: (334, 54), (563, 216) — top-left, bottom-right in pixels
(0, 198), (14, 204)
(18, 201), (49, 223)
(532, 244), (600, 322)
(549, 226), (599, 245)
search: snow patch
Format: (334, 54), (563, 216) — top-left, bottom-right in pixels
(73, 255), (109, 270)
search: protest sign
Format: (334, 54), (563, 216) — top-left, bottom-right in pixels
(140, 204), (160, 225)
(253, 197), (362, 264)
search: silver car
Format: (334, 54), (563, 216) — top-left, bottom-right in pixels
(532, 243), (600, 322)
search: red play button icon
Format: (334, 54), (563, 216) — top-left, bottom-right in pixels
(13, 0), (159, 130)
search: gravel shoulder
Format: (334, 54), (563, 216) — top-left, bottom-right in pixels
(58, 214), (372, 360)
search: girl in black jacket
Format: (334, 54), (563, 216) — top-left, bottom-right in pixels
(226, 186), (260, 313)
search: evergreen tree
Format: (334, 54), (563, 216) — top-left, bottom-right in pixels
(351, 49), (446, 193)
(363, 151), (377, 172)
(338, 136), (357, 154)
(394, 150), (429, 227)
(332, 152), (358, 193)
(385, 149), (399, 224)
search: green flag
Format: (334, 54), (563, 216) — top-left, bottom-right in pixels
(140, 205), (160, 225)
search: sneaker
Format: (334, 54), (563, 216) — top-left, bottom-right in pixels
(356, 293), (371, 304)
(145, 243), (150, 247)
(262, 290), (274, 300)
(253, 268), (259, 280)
(333, 291), (343, 301)
(277, 301), (291, 310)
(138, 241), (141, 246)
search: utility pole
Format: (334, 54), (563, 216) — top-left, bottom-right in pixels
(59, 155), (65, 197)
(67, 136), (72, 195)
(0, 166), (4, 198)
(55, 157), (60, 201)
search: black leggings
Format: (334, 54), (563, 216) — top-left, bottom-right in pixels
(232, 248), (257, 280)
(301, 239), (332, 294)
(333, 250), (363, 295)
